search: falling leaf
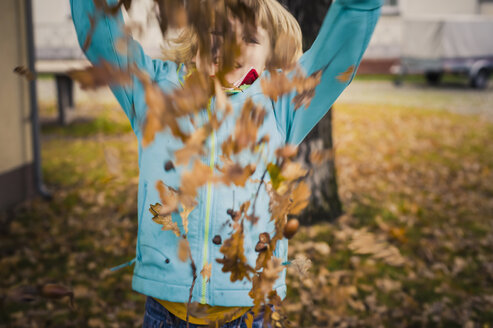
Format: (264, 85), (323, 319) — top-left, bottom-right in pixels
(174, 127), (208, 165)
(178, 238), (190, 262)
(336, 65), (356, 83)
(216, 157), (256, 187)
(275, 145), (298, 159)
(200, 261), (212, 283)
(68, 60), (131, 90)
(179, 204), (194, 235)
(155, 181), (179, 216)
(288, 181), (310, 215)
(13, 66), (36, 81)
(216, 225), (255, 282)
(267, 163), (284, 191)
(244, 312), (254, 328)
(290, 254), (312, 277)
(309, 148), (333, 165)
(180, 160), (213, 198)
(149, 203), (181, 237)
(281, 161), (307, 182)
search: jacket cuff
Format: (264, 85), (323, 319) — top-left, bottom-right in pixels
(335, 0), (383, 10)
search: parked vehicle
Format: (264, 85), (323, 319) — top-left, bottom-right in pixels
(392, 15), (493, 89)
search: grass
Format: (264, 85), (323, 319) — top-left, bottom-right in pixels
(354, 72), (472, 85)
(41, 108), (132, 138)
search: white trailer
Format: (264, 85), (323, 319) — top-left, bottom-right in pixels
(393, 15), (493, 89)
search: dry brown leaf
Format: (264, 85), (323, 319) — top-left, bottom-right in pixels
(179, 205), (194, 235)
(174, 127), (208, 165)
(155, 181), (179, 215)
(180, 160), (213, 198)
(149, 203), (181, 237)
(216, 156), (256, 187)
(281, 161), (307, 181)
(200, 261), (212, 283)
(68, 61), (131, 90)
(178, 238), (190, 262)
(336, 65), (356, 83)
(290, 254), (312, 277)
(216, 225), (255, 282)
(288, 181), (311, 215)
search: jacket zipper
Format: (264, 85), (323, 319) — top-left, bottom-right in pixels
(200, 97), (215, 304)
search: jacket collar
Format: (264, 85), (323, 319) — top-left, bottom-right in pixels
(178, 63), (260, 96)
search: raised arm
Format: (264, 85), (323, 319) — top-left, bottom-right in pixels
(70, 0), (179, 129)
(273, 0), (383, 146)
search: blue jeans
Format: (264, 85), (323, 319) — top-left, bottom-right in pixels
(142, 296), (275, 328)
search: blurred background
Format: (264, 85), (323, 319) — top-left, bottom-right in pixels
(1, 0), (492, 327)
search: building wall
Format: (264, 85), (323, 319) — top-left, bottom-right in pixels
(480, 3), (493, 15)
(0, 0), (35, 208)
(34, 0), (164, 59)
(399, 0), (478, 16)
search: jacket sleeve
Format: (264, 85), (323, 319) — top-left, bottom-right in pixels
(273, 0), (383, 146)
(70, 0), (177, 129)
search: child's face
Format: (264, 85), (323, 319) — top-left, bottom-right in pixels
(195, 19), (271, 86)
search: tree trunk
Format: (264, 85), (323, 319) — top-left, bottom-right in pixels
(298, 108), (343, 224)
(280, 0), (343, 224)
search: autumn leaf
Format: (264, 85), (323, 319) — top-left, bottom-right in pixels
(336, 65), (356, 83)
(178, 238), (190, 262)
(179, 205), (194, 235)
(292, 70), (322, 110)
(13, 66), (36, 81)
(290, 254), (312, 277)
(68, 60), (131, 90)
(267, 163), (284, 191)
(244, 312), (254, 328)
(309, 148), (333, 165)
(275, 145), (298, 159)
(249, 257), (284, 316)
(200, 261), (212, 283)
(288, 181), (310, 215)
(280, 161), (307, 182)
(180, 160), (213, 198)
(216, 225), (255, 282)
(221, 98), (266, 156)
(260, 71), (296, 102)
(149, 203), (181, 237)
(40, 283), (74, 308)
(174, 127), (208, 165)
(348, 228), (405, 266)
(155, 181), (179, 216)
(216, 156), (256, 187)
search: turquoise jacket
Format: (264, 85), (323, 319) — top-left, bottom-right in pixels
(71, 0), (382, 306)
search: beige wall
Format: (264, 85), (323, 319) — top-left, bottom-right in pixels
(0, 0), (33, 174)
(480, 3), (493, 15)
(400, 0), (478, 16)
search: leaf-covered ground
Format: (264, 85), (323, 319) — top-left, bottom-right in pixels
(1, 97), (493, 327)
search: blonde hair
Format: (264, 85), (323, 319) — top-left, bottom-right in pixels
(161, 0), (303, 69)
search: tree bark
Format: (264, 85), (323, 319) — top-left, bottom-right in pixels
(298, 108), (343, 224)
(280, 0), (344, 224)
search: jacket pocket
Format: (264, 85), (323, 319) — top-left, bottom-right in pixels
(137, 180), (148, 261)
